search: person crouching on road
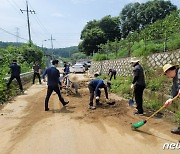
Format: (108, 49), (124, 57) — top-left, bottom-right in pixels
(88, 76), (111, 110)
(42, 60), (69, 111)
(63, 73), (79, 95)
(163, 64), (180, 135)
(108, 69), (116, 81)
(130, 58), (146, 115)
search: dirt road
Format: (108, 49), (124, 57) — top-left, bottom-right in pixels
(0, 74), (179, 154)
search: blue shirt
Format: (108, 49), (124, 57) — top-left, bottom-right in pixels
(42, 66), (60, 87)
(89, 79), (108, 99)
(10, 63), (21, 77)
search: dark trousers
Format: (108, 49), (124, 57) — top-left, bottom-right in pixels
(134, 85), (145, 114)
(110, 72), (116, 81)
(33, 72), (41, 84)
(88, 85), (101, 106)
(7, 76), (23, 91)
(45, 85), (65, 109)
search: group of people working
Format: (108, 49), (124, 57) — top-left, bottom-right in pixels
(6, 58), (180, 135)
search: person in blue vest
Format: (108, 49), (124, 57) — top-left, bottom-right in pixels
(42, 59), (69, 111)
(7, 60), (23, 93)
(88, 77), (111, 110)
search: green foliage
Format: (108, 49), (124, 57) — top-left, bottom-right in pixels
(120, 0), (177, 38)
(92, 54), (110, 61)
(79, 0), (179, 59)
(144, 100), (161, 111)
(71, 52), (87, 60)
(99, 75), (132, 98)
(79, 15), (121, 55)
(175, 111), (180, 123)
(46, 46), (79, 58)
(0, 44), (45, 103)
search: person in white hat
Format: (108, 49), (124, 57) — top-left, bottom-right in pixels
(130, 57), (146, 115)
(163, 64), (180, 135)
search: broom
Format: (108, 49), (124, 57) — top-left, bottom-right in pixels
(132, 94), (179, 129)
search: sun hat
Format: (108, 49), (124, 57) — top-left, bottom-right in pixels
(163, 64), (178, 74)
(69, 74), (78, 82)
(94, 72), (100, 77)
(130, 57), (140, 63)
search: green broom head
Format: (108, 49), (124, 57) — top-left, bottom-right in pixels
(132, 120), (146, 129)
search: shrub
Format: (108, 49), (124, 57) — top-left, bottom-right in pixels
(93, 53), (110, 61)
(175, 111), (180, 123)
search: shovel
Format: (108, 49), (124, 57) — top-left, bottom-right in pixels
(129, 91), (134, 106)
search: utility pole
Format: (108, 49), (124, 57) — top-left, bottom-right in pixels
(48, 35), (55, 59)
(48, 35), (55, 49)
(20, 0), (35, 46)
(16, 27), (19, 42)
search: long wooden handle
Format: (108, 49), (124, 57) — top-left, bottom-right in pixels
(145, 94), (179, 121)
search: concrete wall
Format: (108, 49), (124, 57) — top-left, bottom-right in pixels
(89, 50), (180, 76)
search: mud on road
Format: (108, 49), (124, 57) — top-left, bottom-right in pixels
(0, 74), (179, 154)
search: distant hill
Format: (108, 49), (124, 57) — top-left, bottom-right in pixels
(44, 46), (79, 58)
(0, 41), (79, 59)
(0, 41), (24, 48)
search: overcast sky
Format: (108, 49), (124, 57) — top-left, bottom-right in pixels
(0, 0), (179, 48)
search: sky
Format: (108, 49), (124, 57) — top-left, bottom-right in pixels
(0, 0), (179, 48)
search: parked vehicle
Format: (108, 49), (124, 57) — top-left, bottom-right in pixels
(72, 63), (85, 73)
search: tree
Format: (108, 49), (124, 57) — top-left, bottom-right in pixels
(120, 0), (177, 38)
(98, 15), (121, 41)
(79, 27), (106, 55)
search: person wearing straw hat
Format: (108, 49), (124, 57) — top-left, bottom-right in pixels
(63, 73), (79, 95)
(88, 77), (111, 110)
(163, 64), (180, 135)
(130, 57), (146, 115)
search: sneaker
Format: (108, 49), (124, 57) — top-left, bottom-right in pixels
(134, 111), (144, 116)
(89, 106), (96, 110)
(20, 90), (24, 94)
(96, 102), (102, 106)
(171, 127), (180, 135)
(45, 108), (49, 111)
(63, 101), (69, 106)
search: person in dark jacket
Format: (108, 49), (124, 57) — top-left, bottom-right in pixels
(42, 60), (69, 111)
(108, 69), (116, 81)
(130, 58), (146, 115)
(88, 78), (111, 109)
(7, 60), (23, 92)
(163, 64), (180, 135)
(32, 62), (41, 84)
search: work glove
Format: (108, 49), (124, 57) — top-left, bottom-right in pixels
(165, 98), (173, 107)
(130, 84), (134, 89)
(96, 96), (100, 100)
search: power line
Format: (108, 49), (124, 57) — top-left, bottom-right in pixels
(0, 27), (28, 41)
(16, 27), (20, 42)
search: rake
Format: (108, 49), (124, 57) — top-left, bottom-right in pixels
(132, 94), (179, 129)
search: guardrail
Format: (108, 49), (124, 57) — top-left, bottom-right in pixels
(4, 71), (34, 80)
